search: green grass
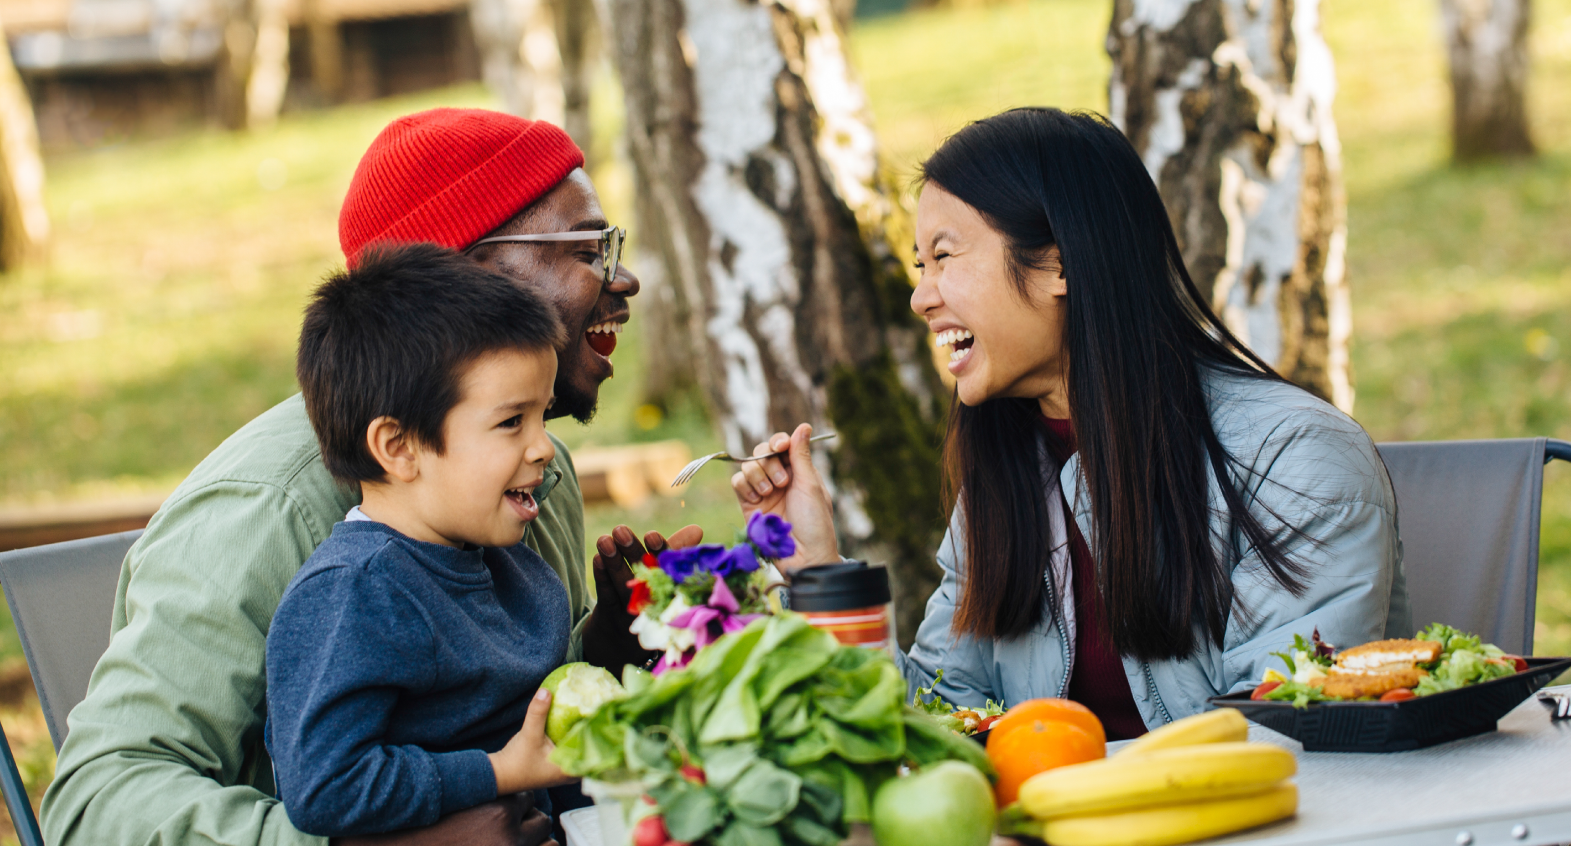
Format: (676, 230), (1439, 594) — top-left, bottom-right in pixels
(1, 0), (1571, 836)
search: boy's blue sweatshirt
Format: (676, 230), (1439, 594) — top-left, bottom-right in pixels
(264, 519), (570, 837)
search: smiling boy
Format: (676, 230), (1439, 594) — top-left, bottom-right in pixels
(265, 244), (574, 837)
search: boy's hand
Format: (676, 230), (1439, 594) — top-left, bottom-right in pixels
(330, 792), (556, 846)
(488, 689), (572, 796)
(582, 524), (703, 670)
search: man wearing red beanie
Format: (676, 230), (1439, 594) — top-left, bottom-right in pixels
(43, 109), (692, 846)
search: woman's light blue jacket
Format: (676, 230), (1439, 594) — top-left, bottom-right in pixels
(895, 368), (1411, 730)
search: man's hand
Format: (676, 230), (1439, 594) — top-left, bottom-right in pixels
(581, 524), (703, 671)
(331, 793), (557, 846)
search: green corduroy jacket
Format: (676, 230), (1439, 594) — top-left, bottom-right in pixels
(40, 394), (592, 846)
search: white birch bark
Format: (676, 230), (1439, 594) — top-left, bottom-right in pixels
(607, 0), (947, 642)
(1109, 0), (1353, 412)
(0, 19), (48, 269)
(245, 0), (290, 129)
(468, 0), (593, 148)
(1441, 0), (1534, 161)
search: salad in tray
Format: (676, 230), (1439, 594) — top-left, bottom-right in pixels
(1251, 623), (1528, 707)
(911, 670), (1005, 736)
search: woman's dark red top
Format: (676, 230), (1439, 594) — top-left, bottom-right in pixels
(1040, 416), (1148, 740)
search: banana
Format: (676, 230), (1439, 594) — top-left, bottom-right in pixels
(1018, 742), (1296, 820)
(1041, 782), (1299, 846)
(1116, 708), (1248, 757)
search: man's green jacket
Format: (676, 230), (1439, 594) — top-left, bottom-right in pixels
(40, 395), (593, 846)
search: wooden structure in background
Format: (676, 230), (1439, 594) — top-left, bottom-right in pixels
(0, 0), (481, 148)
(0, 441), (692, 552)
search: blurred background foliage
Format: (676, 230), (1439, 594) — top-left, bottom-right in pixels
(0, 0), (1569, 838)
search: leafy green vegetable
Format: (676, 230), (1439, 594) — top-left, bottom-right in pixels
(1261, 678), (1335, 708)
(1414, 623), (1514, 695)
(551, 614), (993, 845)
(910, 668), (1005, 734)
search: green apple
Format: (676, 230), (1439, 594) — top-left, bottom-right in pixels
(541, 663), (626, 743)
(871, 760), (996, 846)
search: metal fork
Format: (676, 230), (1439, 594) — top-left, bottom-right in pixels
(670, 433), (837, 487)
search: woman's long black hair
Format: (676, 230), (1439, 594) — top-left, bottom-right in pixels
(924, 108), (1308, 660)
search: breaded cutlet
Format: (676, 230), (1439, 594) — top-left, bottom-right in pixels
(1321, 666), (1427, 700)
(1333, 638), (1442, 673)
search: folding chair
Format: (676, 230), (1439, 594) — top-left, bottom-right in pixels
(0, 529), (140, 846)
(1377, 438), (1571, 657)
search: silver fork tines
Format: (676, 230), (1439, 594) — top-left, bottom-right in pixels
(670, 433), (837, 487)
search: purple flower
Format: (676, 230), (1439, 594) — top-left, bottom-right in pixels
(657, 544), (726, 584)
(746, 512), (796, 559)
(713, 544), (760, 578)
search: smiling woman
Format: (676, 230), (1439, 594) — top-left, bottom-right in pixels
(734, 108), (1410, 740)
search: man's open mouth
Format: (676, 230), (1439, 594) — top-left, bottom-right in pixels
(586, 320), (622, 357)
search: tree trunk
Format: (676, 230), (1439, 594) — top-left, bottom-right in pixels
(214, 0), (290, 130)
(1442, 0), (1534, 162)
(468, 0), (595, 152)
(606, 0), (948, 646)
(1108, 0), (1353, 413)
(552, 0), (596, 153)
(0, 20), (48, 270)
(246, 0), (290, 128)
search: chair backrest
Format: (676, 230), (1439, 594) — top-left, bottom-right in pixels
(0, 529), (139, 751)
(1375, 439), (1549, 656)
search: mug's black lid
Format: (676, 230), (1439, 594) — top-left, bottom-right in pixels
(788, 561), (891, 612)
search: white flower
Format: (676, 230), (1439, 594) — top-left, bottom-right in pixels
(659, 594), (692, 624)
(629, 612), (669, 651)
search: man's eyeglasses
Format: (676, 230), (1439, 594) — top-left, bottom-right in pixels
(467, 226), (627, 286)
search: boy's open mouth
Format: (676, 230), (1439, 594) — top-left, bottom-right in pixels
(586, 320), (622, 357)
(504, 487), (539, 521)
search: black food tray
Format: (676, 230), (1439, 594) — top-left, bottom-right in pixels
(1209, 656), (1571, 752)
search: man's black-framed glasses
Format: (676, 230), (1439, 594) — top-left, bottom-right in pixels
(467, 226), (626, 286)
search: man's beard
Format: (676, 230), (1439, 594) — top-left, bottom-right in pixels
(551, 385), (599, 424)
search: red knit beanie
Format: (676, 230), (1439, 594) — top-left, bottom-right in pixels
(338, 108), (585, 268)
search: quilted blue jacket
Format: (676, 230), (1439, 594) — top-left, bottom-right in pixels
(896, 368), (1410, 729)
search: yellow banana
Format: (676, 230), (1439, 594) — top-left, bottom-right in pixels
(1116, 708), (1248, 757)
(1041, 782), (1298, 846)
(1019, 742), (1295, 820)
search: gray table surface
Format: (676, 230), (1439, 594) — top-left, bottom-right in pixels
(564, 687), (1571, 846)
(1205, 685), (1571, 846)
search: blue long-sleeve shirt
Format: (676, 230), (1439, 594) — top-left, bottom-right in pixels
(264, 519), (571, 837)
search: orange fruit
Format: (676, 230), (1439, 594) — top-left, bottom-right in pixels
(986, 715), (1106, 807)
(986, 698), (1106, 752)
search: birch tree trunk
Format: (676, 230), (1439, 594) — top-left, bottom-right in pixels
(0, 19), (48, 269)
(1441, 0), (1535, 162)
(468, 0), (595, 152)
(470, 0), (564, 124)
(1109, 0), (1353, 412)
(215, 0), (290, 130)
(553, 0), (596, 153)
(607, 0), (948, 645)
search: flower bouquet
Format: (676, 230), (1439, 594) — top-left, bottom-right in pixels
(627, 512), (796, 674)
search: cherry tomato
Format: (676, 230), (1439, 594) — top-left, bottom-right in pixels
(632, 815), (669, 846)
(976, 714), (1002, 733)
(1379, 688), (1416, 702)
(1505, 655), (1529, 673)
(1251, 680), (1283, 701)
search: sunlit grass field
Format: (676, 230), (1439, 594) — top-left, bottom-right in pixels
(0, 0), (1569, 837)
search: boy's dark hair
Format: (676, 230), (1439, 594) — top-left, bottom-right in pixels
(297, 242), (565, 483)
